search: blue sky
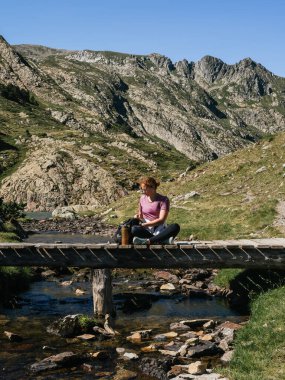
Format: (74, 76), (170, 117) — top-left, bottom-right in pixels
(1, 0), (284, 77)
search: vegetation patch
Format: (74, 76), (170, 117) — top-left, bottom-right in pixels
(218, 286), (285, 380)
(78, 315), (101, 332)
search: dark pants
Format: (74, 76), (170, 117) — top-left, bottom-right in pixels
(131, 223), (180, 244)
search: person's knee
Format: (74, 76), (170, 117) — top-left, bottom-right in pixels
(131, 225), (140, 235)
(172, 223), (180, 234)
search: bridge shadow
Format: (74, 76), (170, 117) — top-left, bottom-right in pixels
(227, 269), (285, 312)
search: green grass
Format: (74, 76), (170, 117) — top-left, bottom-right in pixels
(78, 315), (101, 331)
(213, 269), (244, 288)
(218, 286), (285, 380)
(0, 232), (20, 242)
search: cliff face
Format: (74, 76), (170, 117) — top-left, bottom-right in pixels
(0, 136), (126, 211)
(1, 36), (285, 210)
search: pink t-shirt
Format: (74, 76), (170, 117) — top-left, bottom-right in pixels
(139, 194), (170, 221)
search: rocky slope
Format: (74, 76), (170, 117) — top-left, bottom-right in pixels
(0, 136), (125, 211)
(1, 35), (285, 210)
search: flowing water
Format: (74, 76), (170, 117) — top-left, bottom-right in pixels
(0, 231), (246, 379)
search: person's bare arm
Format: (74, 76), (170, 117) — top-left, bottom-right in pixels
(134, 202), (143, 220)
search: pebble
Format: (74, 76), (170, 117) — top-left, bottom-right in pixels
(4, 331), (23, 342)
(123, 352), (139, 360)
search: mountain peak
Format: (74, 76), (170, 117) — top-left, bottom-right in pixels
(193, 55), (227, 84)
(148, 53), (174, 71)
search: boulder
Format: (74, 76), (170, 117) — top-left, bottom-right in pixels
(187, 342), (223, 358)
(154, 271), (179, 283)
(160, 283), (176, 291)
(181, 319), (211, 329)
(188, 360), (207, 375)
(30, 351), (85, 373)
(47, 314), (84, 338)
(220, 350), (234, 365)
(139, 357), (177, 380)
(170, 322), (191, 332)
(52, 206), (77, 220)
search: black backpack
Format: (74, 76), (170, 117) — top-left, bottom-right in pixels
(114, 218), (141, 244)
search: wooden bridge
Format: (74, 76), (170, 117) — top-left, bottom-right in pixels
(1, 238), (285, 316)
(1, 238), (285, 269)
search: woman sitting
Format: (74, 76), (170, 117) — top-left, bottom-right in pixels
(132, 176), (180, 245)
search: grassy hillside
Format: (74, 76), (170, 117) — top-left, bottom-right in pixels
(103, 132), (285, 240)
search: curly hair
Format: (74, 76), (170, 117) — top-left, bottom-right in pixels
(139, 176), (160, 189)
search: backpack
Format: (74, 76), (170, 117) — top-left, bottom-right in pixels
(114, 218), (141, 244)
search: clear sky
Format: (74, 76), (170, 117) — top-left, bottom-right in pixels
(1, 0), (284, 77)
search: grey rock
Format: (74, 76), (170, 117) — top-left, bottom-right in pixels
(46, 314), (84, 338)
(30, 351), (85, 373)
(220, 350), (234, 365)
(187, 342), (223, 358)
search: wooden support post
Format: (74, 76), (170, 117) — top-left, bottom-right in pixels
(91, 269), (113, 317)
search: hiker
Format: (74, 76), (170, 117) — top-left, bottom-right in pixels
(132, 176), (180, 245)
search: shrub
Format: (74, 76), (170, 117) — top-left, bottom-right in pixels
(0, 197), (26, 222)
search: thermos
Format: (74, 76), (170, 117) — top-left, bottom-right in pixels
(121, 225), (129, 245)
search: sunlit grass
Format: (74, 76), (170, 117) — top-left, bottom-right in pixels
(0, 232), (20, 242)
(218, 286), (285, 380)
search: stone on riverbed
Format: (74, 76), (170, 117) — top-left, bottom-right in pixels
(30, 351), (85, 373)
(170, 322), (191, 331)
(77, 334), (96, 341)
(116, 347), (126, 355)
(127, 329), (152, 342)
(123, 352), (139, 360)
(4, 330), (23, 342)
(220, 350), (234, 365)
(160, 283), (176, 291)
(47, 314), (84, 337)
(154, 331), (178, 341)
(187, 342), (223, 358)
(141, 343), (160, 352)
(139, 356), (177, 380)
(75, 288), (86, 295)
(181, 319), (211, 329)
(88, 351), (109, 359)
(114, 367), (138, 380)
(154, 270), (179, 283)
(188, 360), (207, 375)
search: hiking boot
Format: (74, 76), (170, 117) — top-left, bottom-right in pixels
(161, 237), (175, 245)
(133, 237), (149, 245)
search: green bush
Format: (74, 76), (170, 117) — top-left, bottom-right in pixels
(0, 197), (26, 222)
